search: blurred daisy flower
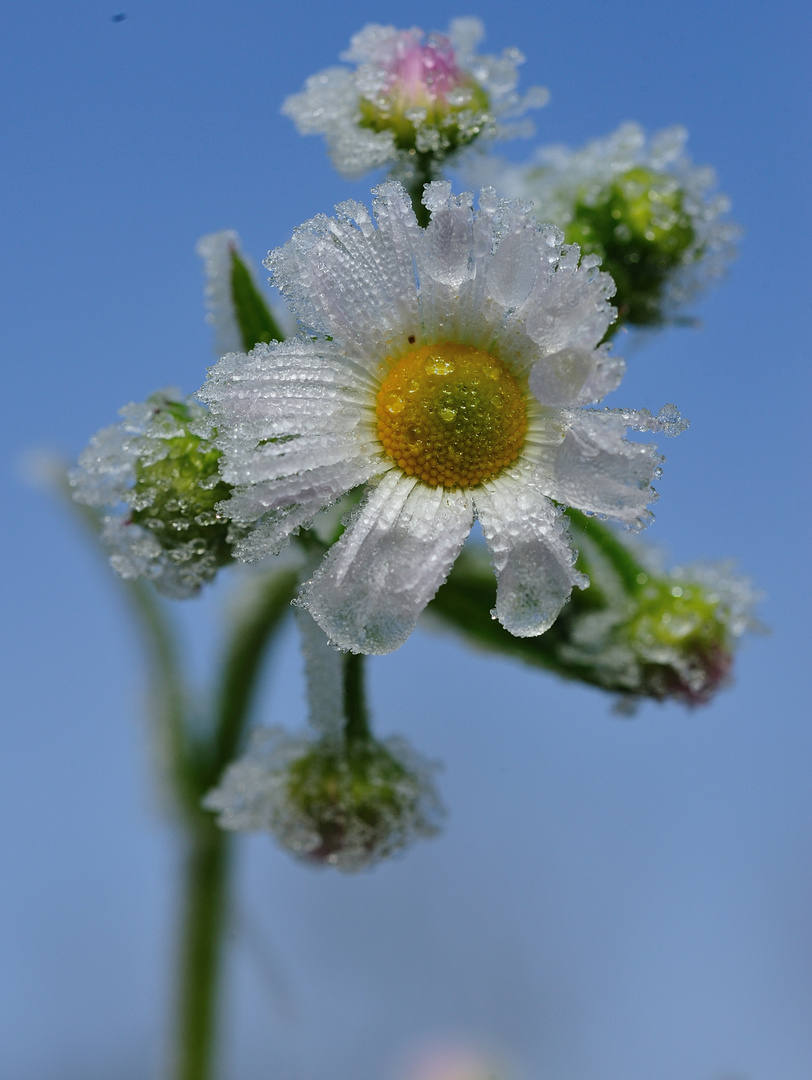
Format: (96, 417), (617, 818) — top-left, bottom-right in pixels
(282, 18), (547, 183)
(495, 122), (738, 330)
(200, 181), (685, 655)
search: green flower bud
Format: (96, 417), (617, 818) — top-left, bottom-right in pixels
(204, 728), (443, 872)
(282, 20), (547, 183)
(497, 123), (737, 333)
(71, 390), (236, 597)
(565, 166), (696, 327)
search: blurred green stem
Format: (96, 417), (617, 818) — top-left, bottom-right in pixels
(54, 467), (299, 1080)
(175, 823), (231, 1080)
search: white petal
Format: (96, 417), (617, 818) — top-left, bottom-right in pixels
(420, 183), (476, 287)
(231, 500), (327, 561)
(520, 257), (616, 354)
(302, 472), (474, 654)
(549, 411), (664, 526)
(529, 345), (625, 408)
(474, 469), (587, 637)
(224, 453), (386, 524)
(265, 186), (421, 360)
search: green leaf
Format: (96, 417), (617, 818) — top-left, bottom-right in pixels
(230, 248), (285, 350)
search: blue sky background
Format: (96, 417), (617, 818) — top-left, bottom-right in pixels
(1, 2), (810, 1078)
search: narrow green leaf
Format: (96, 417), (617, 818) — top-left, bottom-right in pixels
(230, 248), (285, 350)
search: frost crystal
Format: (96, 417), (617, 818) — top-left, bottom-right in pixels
(200, 182), (682, 655)
(282, 19), (547, 180)
(492, 123), (738, 327)
(70, 391), (234, 597)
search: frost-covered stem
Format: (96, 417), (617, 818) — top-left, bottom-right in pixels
(403, 153), (435, 228)
(343, 652), (372, 745)
(174, 822), (230, 1080)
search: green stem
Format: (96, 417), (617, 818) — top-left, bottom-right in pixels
(343, 652), (372, 745)
(404, 153), (436, 227)
(172, 565), (300, 1080)
(565, 507), (647, 596)
(174, 823), (231, 1080)
(202, 568), (300, 792)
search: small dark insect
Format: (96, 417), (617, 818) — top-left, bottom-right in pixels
(112, 12), (127, 21)
(408, 334), (416, 344)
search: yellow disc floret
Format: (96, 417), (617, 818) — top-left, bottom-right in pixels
(376, 342), (528, 489)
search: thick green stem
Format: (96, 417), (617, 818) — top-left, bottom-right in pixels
(174, 823), (231, 1080)
(343, 652), (372, 745)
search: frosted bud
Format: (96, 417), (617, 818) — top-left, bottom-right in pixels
(620, 568), (758, 705)
(282, 20), (547, 181)
(495, 123), (738, 332)
(557, 536), (760, 708)
(564, 166), (697, 328)
(204, 728), (444, 872)
(70, 391), (235, 598)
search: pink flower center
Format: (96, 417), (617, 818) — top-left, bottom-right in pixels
(383, 31), (464, 107)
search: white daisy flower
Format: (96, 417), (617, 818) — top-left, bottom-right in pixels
(282, 18), (547, 180)
(200, 181), (685, 655)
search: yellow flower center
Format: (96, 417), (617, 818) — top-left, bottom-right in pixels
(376, 342), (528, 489)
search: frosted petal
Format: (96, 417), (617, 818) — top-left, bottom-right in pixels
(529, 345), (625, 408)
(302, 472), (474, 654)
(520, 257), (617, 354)
(550, 411), (664, 526)
(265, 188), (421, 359)
(475, 470), (587, 636)
(420, 184), (475, 287)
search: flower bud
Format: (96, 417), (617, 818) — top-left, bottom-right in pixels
(495, 123), (738, 331)
(565, 165), (696, 327)
(619, 568), (752, 705)
(556, 545), (759, 707)
(204, 728), (443, 872)
(70, 391), (234, 597)
(282, 19), (546, 181)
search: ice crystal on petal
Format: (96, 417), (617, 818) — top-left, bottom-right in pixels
(489, 123), (738, 328)
(201, 183), (679, 654)
(282, 19), (547, 180)
(70, 390), (234, 597)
